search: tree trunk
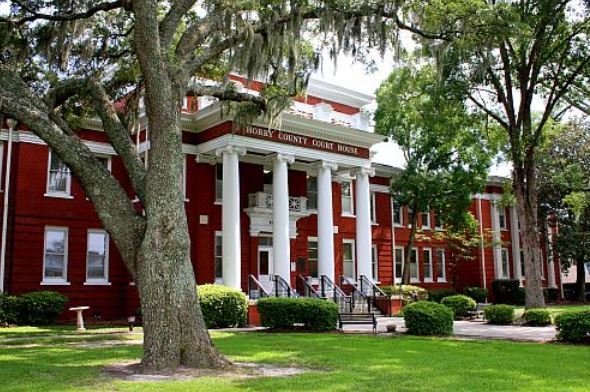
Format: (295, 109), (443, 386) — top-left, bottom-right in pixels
(402, 210), (418, 285)
(576, 258), (587, 302)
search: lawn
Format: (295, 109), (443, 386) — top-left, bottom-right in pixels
(1, 328), (589, 391)
(514, 304), (590, 318)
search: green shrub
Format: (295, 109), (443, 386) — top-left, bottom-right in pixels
(403, 301), (454, 336)
(257, 297), (338, 331)
(492, 279), (524, 305)
(380, 285), (428, 302)
(0, 294), (20, 325)
(197, 284), (247, 328)
(484, 304), (514, 325)
(18, 291), (68, 325)
(464, 287), (488, 303)
(523, 309), (552, 326)
(441, 295), (477, 319)
(555, 310), (590, 343)
(428, 289), (457, 303)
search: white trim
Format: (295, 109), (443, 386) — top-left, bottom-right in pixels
(370, 191), (377, 224)
(423, 248), (433, 282)
(42, 226), (69, 284)
(393, 245), (404, 283)
(436, 248), (447, 283)
(369, 184), (390, 193)
(371, 243), (379, 281)
(421, 211), (431, 230)
(392, 203), (403, 227)
(307, 237), (319, 279)
(410, 247), (420, 283)
(343, 239), (356, 278)
(46, 150), (72, 198)
(85, 229), (110, 284)
(499, 248), (510, 279)
(341, 179), (354, 216)
(214, 230), (223, 284)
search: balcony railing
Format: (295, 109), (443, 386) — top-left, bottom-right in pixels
(248, 192), (308, 214)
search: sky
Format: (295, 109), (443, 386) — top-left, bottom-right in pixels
(0, 3), (510, 176)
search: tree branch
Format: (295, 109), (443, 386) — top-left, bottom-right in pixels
(2, 0), (128, 25)
(186, 84), (266, 110)
(160, 0), (199, 49)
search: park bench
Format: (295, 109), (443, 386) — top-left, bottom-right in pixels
(338, 313), (377, 334)
(466, 303), (491, 320)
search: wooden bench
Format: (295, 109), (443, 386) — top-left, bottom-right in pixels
(338, 313), (377, 334)
(466, 303), (491, 320)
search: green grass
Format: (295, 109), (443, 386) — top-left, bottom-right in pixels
(1, 329), (589, 391)
(514, 304), (590, 319)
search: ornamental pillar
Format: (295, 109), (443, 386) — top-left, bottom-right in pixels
(317, 161), (338, 281)
(272, 153), (294, 284)
(354, 167), (374, 281)
(216, 145), (246, 289)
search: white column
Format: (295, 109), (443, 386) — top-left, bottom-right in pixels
(216, 145), (245, 290)
(272, 153), (294, 284)
(354, 167), (374, 281)
(317, 161), (338, 281)
(510, 207), (522, 280)
(491, 200), (503, 278)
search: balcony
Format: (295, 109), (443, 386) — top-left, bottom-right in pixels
(245, 192), (311, 237)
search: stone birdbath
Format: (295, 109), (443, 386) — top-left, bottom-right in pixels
(69, 306), (90, 332)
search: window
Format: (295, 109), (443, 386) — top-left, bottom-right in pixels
(42, 227), (68, 283)
(500, 248), (510, 278)
(214, 233), (223, 283)
(394, 247), (404, 282)
(421, 211), (431, 229)
(407, 206), (414, 228)
(498, 206), (507, 230)
(307, 176), (318, 210)
(423, 248), (433, 282)
(370, 192), (377, 223)
(436, 249), (446, 282)
(434, 211), (444, 230)
(46, 150), (71, 197)
(343, 240), (355, 278)
(86, 230), (109, 284)
(392, 203), (403, 226)
(341, 180), (354, 215)
(372, 244), (379, 281)
(410, 248), (419, 282)
(308, 239), (318, 278)
(215, 164), (223, 202)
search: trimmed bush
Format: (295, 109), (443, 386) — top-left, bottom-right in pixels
(404, 301), (453, 336)
(441, 295), (477, 319)
(492, 279), (524, 305)
(257, 297), (338, 331)
(428, 289), (457, 303)
(484, 304), (514, 325)
(197, 284), (247, 328)
(381, 285), (428, 302)
(18, 291), (68, 325)
(0, 294), (20, 325)
(555, 310), (590, 343)
(464, 287), (488, 303)
(523, 309), (552, 326)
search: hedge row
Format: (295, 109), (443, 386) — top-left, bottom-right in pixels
(523, 309), (552, 326)
(380, 285), (429, 301)
(492, 280), (525, 305)
(0, 291), (68, 325)
(257, 297), (338, 331)
(197, 284), (248, 328)
(555, 310), (590, 343)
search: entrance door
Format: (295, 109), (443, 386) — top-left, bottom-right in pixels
(258, 245), (273, 292)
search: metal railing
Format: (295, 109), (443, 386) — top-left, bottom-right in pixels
(340, 275), (372, 313)
(248, 274), (270, 300)
(272, 274), (297, 298)
(296, 275), (322, 298)
(320, 275), (352, 312)
(359, 275), (387, 298)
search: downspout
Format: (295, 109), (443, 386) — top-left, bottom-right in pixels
(477, 195), (487, 291)
(0, 119), (15, 293)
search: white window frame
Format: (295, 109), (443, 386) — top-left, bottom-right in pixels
(306, 175), (318, 212)
(423, 248), (433, 282)
(421, 211), (431, 229)
(436, 248), (447, 282)
(214, 231), (223, 284)
(372, 244), (379, 282)
(214, 163), (223, 204)
(392, 203), (403, 226)
(500, 248), (510, 279)
(394, 246), (404, 283)
(498, 207), (508, 231)
(410, 247), (420, 283)
(343, 239), (356, 278)
(307, 237), (319, 278)
(341, 180), (354, 216)
(370, 192), (377, 224)
(84, 229), (110, 285)
(41, 226), (70, 285)
(45, 150), (73, 199)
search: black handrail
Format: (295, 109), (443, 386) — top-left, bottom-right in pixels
(297, 275), (321, 298)
(272, 274), (297, 298)
(340, 275), (372, 313)
(359, 275), (387, 298)
(248, 274), (270, 299)
(319, 275), (352, 312)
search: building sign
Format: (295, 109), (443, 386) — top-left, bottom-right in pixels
(239, 125), (369, 158)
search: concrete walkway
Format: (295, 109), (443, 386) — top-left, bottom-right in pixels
(341, 317), (557, 342)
